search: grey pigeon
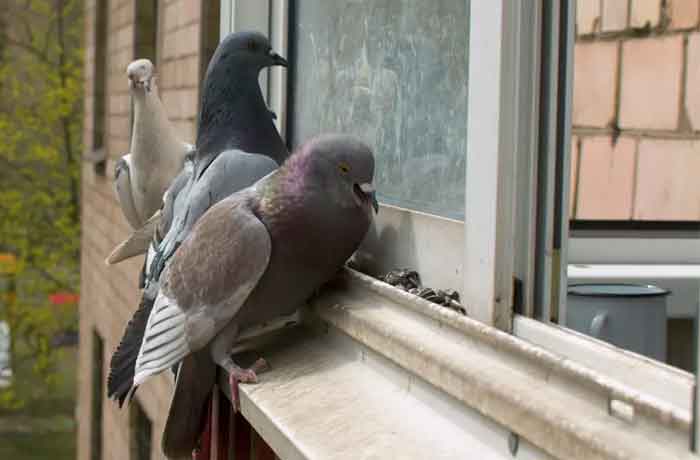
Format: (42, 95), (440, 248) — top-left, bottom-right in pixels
(113, 59), (194, 231)
(135, 134), (376, 458)
(107, 31), (290, 457)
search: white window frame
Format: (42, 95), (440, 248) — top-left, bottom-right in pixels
(219, 0), (695, 423)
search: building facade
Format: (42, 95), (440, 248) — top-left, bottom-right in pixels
(79, 1), (219, 459)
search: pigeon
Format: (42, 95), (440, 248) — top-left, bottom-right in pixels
(128, 134), (376, 458)
(107, 31), (290, 457)
(113, 59), (194, 231)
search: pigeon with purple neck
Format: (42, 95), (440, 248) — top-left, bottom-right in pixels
(133, 134), (376, 458)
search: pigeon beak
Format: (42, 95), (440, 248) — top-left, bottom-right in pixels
(128, 74), (150, 91)
(359, 183), (379, 214)
(269, 50), (288, 68)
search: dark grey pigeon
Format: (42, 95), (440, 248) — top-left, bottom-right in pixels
(195, 30), (288, 178)
(107, 31), (288, 419)
(136, 135), (376, 458)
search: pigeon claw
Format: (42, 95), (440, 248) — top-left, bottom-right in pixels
(250, 357), (270, 374)
(228, 359), (269, 413)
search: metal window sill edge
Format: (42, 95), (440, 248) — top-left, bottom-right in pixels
(220, 268), (696, 460)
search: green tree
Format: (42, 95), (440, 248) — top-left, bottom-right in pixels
(0, 0), (83, 399)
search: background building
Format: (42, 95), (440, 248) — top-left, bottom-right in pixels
(79, 1), (219, 458)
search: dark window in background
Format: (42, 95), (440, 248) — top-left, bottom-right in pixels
(131, 0), (158, 139)
(92, 0), (108, 175)
(130, 401), (153, 460)
(200, 1), (221, 109)
(134, 0), (158, 64)
(90, 331), (104, 460)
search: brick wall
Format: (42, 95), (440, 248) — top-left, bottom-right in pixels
(78, 1), (205, 459)
(572, 0), (700, 220)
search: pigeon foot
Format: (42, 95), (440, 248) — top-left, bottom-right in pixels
(227, 358), (269, 413)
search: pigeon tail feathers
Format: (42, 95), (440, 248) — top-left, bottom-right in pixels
(107, 290), (156, 407)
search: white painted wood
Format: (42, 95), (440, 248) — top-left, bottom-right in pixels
(568, 264), (700, 280)
(227, 328), (552, 460)
(533, 0), (561, 322)
(513, 313), (693, 414)
(465, 1), (519, 330)
(353, 204), (464, 294)
(569, 237), (700, 265)
(219, 0), (233, 38)
(513, 0), (543, 318)
(554, 0), (576, 325)
(217, 269), (696, 459)
(268, 0), (288, 138)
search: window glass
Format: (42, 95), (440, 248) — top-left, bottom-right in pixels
(290, 1), (469, 220)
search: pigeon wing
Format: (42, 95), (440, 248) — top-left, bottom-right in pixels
(132, 195), (271, 386)
(113, 155), (142, 229)
(106, 210), (161, 265)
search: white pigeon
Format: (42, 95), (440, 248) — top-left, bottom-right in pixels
(113, 59), (194, 230)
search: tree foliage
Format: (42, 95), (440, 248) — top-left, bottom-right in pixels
(0, 0), (83, 399)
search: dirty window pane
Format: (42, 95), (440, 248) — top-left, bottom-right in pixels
(290, 1), (469, 220)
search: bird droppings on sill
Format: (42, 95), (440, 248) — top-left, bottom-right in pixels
(346, 263), (467, 315)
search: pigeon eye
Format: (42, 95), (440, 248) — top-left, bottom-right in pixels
(248, 40), (258, 51)
(338, 163), (350, 174)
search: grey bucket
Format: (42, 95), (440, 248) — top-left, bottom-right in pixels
(566, 283), (670, 361)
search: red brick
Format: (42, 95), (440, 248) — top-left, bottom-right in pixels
(685, 33), (700, 129)
(181, 88), (199, 119)
(177, 23), (201, 57)
(619, 36), (683, 130)
(174, 119), (197, 141)
(157, 60), (177, 89)
(602, 0), (629, 32)
(577, 136), (636, 219)
(577, 0), (600, 34)
(108, 94), (128, 115)
(573, 41), (618, 127)
(178, 55), (200, 88)
(162, 31), (178, 59)
(161, 88), (181, 119)
(630, 0), (661, 28)
(108, 114), (130, 138)
(164, 2), (179, 32)
(635, 139), (700, 219)
(668, 0), (699, 29)
(181, 0), (202, 27)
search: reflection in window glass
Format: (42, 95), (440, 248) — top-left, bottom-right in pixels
(291, 1), (469, 220)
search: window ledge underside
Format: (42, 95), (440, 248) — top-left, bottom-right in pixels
(219, 268), (694, 460)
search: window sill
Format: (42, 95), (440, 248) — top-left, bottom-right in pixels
(220, 268), (694, 459)
(513, 314), (693, 417)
